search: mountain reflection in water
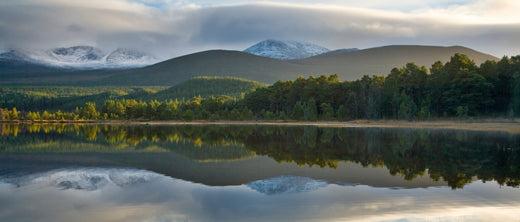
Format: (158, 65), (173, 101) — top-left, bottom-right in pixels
(0, 123), (519, 189)
(1, 123), (520, 222)
(0, 167), (519, 222)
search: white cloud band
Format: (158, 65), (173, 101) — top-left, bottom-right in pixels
(0, 0), (518, 58)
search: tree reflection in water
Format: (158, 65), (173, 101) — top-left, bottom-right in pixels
(0, 123), (519, 189)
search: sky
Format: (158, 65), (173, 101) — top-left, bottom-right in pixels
(0, 0), (519, 59)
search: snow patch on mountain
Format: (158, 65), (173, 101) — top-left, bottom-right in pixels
(244, 39), (330, 60)
(246, 175), (355, 195)
(106, 48), (158, 67)
(1, 46), (159, 69)
(322, 48), (360, 55)
(51, 46), (105, 62)
(1, 168), (163, 191)
(33, 46), (107, 68)
(0, 49), (35, 62)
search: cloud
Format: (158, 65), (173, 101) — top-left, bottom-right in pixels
(0, 0), (519, 58)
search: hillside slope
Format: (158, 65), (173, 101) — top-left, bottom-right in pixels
(96, 50), (311, 85)
(135, 76), (267, 101)
(0, 77), (264, 111)
(298, 45), (498, 76)
(101, 45), (497, 85)
(0, 45), (499, 85)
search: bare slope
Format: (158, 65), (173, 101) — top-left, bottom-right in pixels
(0, 45), (498, 85)
(101, 45), (497, 85)
(96, 50), (312, 85)
(298, 45), (498, 78)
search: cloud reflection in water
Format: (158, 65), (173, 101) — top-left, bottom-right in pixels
(1, 167), (519, 222)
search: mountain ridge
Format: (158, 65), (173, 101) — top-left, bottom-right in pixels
(0, 46), (158, 70)
(100, 45), (497, 85)
(244, 39), (330, 60)
(1, 45), (499, 85)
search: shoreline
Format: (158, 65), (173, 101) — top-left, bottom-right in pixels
(2, 118), (519, 134)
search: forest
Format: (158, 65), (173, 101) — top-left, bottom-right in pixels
(1, 53), (519, 121)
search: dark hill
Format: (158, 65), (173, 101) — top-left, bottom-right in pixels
(0, 45), (499, 85)
(299, 45), (498, 76)
(0, 57), (69, 75)
(97, 45), (498, 85)
(96, 50), (310, 86)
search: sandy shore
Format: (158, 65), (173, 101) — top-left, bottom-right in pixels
(4, 119), (520, 134)
(138, 119), (520, 134)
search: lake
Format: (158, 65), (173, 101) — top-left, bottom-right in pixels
(0, 123), (519, 222)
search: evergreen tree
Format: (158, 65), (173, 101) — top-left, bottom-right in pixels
(304, 98), (318, 121)
(398, 92), (416, 120)
(336, 105), (348, 120)
(320, 103), (334, 120)
(510, 71), (520, 117)
(291, 101), (304, 120)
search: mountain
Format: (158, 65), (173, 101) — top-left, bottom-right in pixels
(0, 46), (158, 70)
(106, 48), (158, 67)
(50, 46), (105, 62)
(244, 39), (330, 60)
(296, 45), (499, 77)
(98, 45), (497, 85)
(94, 50), (308, 85)
(0, 50), (71, 74)
(0, 45), (499, 85)
(0, 49), (34, 61)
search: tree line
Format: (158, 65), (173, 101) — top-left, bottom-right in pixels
(243, 53), (520, 120)
(1, 53), (519, 121)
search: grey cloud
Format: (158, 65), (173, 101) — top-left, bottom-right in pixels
(188, 5), (408, 47)
(66, 24), (83, 33)
(0, 1), (519, 58)
(186, 4), (520, 56)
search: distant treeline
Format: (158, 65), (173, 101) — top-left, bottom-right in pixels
(0, 86), (164, 112)
(1, 53), (519, 121)
(0, 77), (264, 113)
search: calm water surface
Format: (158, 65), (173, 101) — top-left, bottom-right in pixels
(0, 124), (519, 222)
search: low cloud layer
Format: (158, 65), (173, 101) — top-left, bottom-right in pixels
(0, 0), (519, 59)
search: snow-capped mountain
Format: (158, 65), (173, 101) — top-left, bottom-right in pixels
(0, 46), (159, 69)
(246, 175), (355, 195)
(244, 39), (330, 60)
(0, 49), (35, 62)
(49, 46), (105, 63)
(106, 48), (158, 67)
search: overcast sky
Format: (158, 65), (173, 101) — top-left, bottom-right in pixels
(0, 0), (519, 59)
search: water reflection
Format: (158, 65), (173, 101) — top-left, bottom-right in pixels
(0, 167), (519, 222)
(1, 124), (520, 222)
(0, 123), (519, 189)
